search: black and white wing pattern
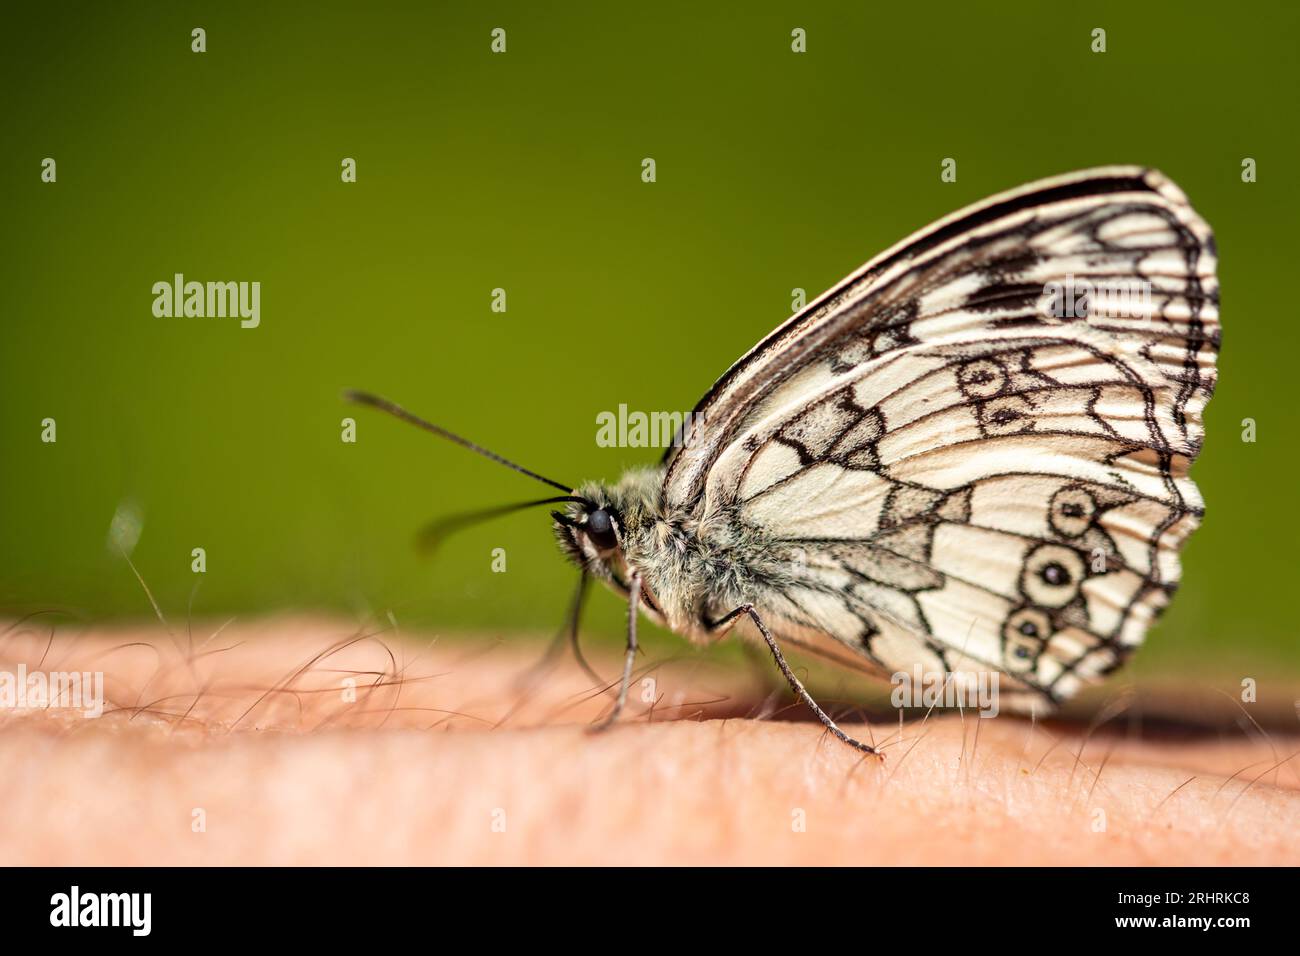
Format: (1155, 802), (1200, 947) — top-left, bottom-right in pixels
(664, 168), (1218, 708)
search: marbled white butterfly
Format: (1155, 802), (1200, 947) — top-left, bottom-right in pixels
(349, 166), (1218, 755)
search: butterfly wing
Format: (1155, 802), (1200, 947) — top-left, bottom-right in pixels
(665, 167), (1218, 707)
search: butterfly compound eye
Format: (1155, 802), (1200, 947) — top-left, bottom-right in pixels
(585, 508), (617, 551)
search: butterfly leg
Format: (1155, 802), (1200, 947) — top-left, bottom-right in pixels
(710, 604), (880, 758)
(590, 569), (641, 732)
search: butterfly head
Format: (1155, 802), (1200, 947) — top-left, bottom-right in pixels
(552, 498), (622, 564)
(551, 467), (664, 579)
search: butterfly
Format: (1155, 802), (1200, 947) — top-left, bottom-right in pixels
(348, 166), (1219, 756)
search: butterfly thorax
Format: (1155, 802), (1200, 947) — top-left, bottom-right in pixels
(555, 465), (800, 637)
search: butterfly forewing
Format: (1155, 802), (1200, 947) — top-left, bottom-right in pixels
(665, 167), (1218, 708)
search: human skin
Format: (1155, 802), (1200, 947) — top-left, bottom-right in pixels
(1, 616), (1297, 866)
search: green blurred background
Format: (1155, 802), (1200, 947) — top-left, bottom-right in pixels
(2, 1), (1296, 677)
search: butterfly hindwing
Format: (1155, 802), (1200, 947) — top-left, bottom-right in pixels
(667, 167), (1218, 707)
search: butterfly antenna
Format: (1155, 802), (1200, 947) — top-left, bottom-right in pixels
(343, 389), (575, 493)
(416, 495), (592, 555)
